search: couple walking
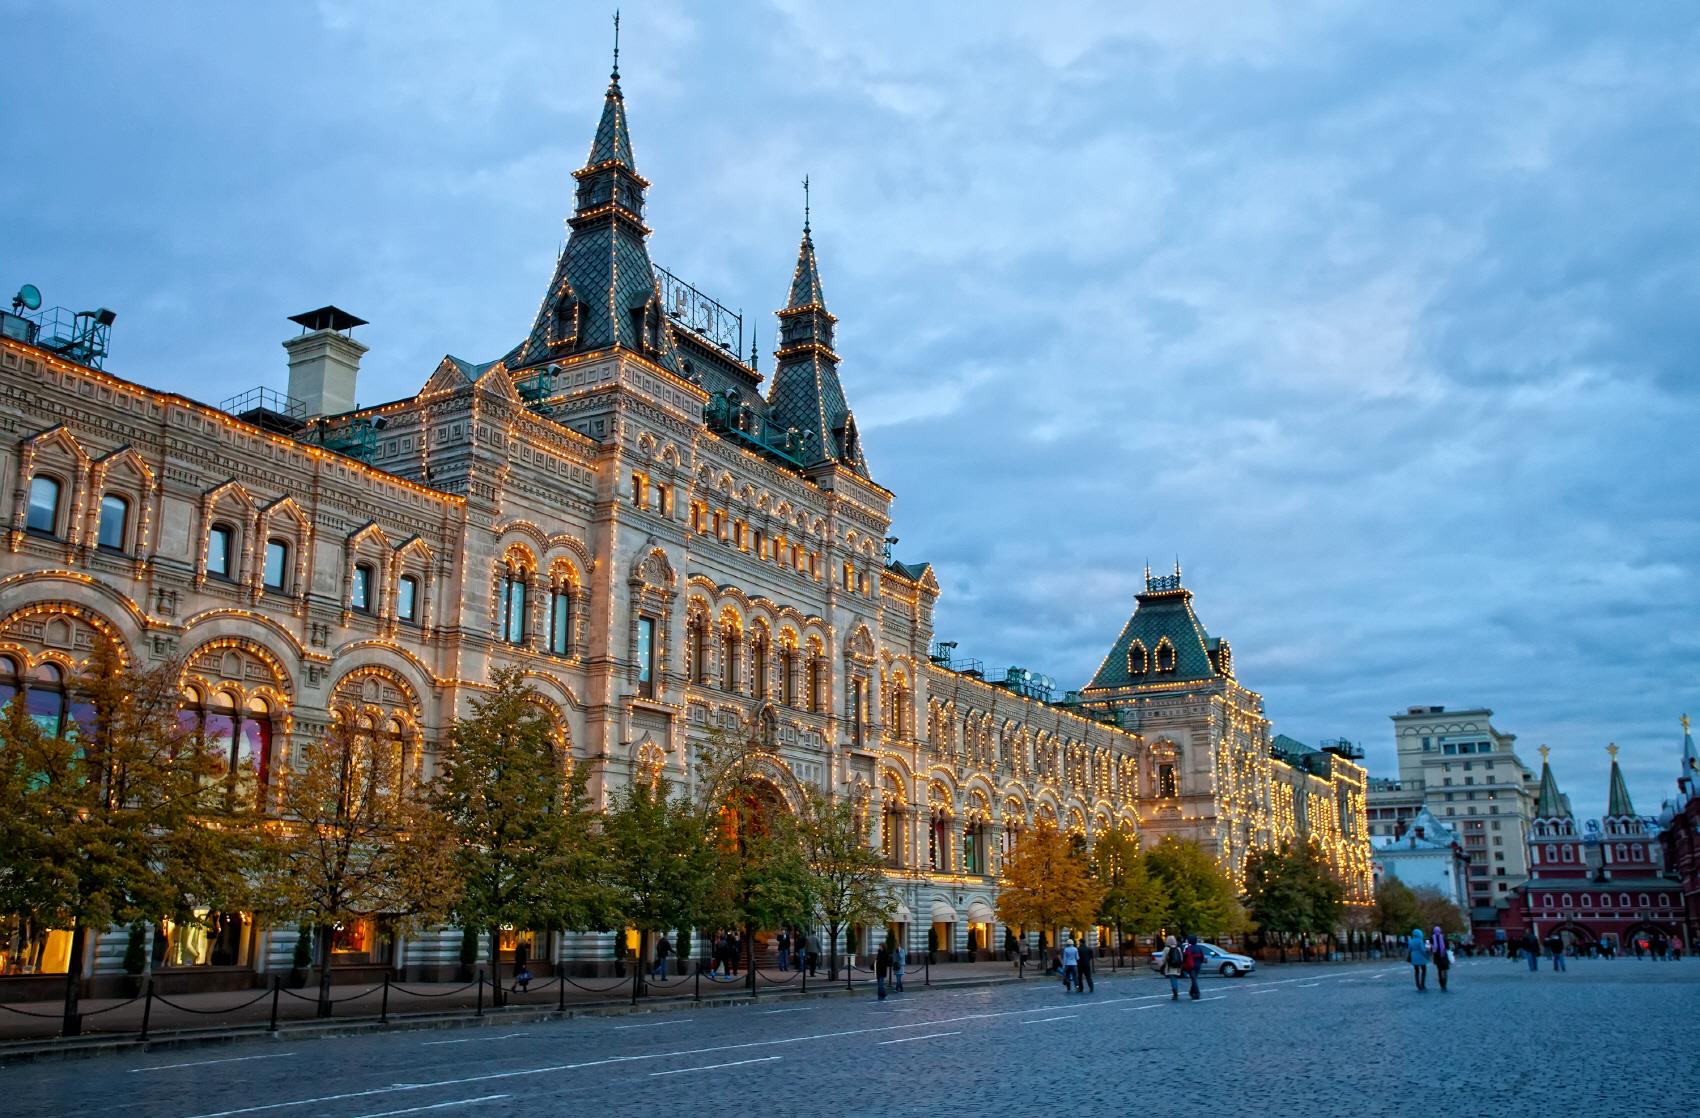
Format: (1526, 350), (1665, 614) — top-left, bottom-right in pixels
(1407, 927), (1452, 991)
(874, 939), (906, 998)
(1058, 937), (1095, 993)
(1158, 935), (1205, 1000)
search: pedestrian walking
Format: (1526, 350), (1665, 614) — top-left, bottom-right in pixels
(777, 929), (790, 972)
(1182, 935), (1205, 1000)
(1674, 935), (1685, 962)
(1060, 938), (1080, 992)
(875, 941), (891, 999)
(1160, 935), (1184, 1001)
(1546, 931), (1566, 972)
(1521, 929), (1540, 972)
(512, 938), (532, 993)
(1018, 936), (1031, 975)
(806, 933), (820, 976)
(1407, 927), (1429, 991)
(652, 933), (671, 980)
(1077, 938), (1095, 993)
(1429, 927), (1450, 993)
(893, 942), (906, 992)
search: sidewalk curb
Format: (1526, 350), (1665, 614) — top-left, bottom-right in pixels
(0, 970), (1039, 1067)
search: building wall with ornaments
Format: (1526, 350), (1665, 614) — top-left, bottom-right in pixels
(0, 65), (1369, 991)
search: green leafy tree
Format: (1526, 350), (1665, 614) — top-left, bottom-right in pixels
(1412, 885), (1467, 938)
(1244, 839), (1344, 951)
(1145, 837), (1243, 940)
(600, 775), (718, 984)
(259, 717), (458, 1015)
(995, 824), (1105, 950)
(0, 640), (259, 1033)
(797, 786), (893, 979)
(429, 669), (613, 1004)
(1091, 830), (1169, 952)
(1372, 876), (1424, 937)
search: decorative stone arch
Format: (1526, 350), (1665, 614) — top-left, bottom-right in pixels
(329, 641), (436, 725)
(706, 748), (807, 818)
(492, 519), (551, 556)
(0, 599), (133, 683)
(0, 571), (151, 652)
(544, 532), (594, 575)
(329, 662), (426, 787)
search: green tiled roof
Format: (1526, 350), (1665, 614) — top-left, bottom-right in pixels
(1534, 757), (1570, 820)
(1606, 755), (1637, 818)
(1085, 578), (1222, 691)
(766, 225), (867, 477)
(587, 74), (636, 168)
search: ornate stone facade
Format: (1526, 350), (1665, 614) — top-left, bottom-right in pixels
(0, 68), (1368, 988)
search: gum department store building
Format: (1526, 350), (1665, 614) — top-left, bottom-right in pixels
(0, 65), (1370, 990)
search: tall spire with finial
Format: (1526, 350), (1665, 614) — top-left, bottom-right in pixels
(1605, 743), (1637, 819)
(1534, 745), (1571, 819)
(507, 13), (679, 375)
(766, 176), (867, 476)
(1678, 714), (1698, 803)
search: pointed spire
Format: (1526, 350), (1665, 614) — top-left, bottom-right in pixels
(787, 178), (826, 310)
(1679, 714), (1698, 801)
(506, 40), (678, 376)
(1606, 744), (1637, 819)
(588, 12), (637, 169)
(1534, 747), (1570, 820)
(766, 186), (866, 476)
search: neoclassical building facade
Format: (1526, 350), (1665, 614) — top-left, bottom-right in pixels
(0, 65), (1368, 988)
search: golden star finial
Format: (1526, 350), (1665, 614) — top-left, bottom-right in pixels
(1538, 744), (1550, 762)
(1606, 742), (1619, 760)
(1684, 713), (1692, 734)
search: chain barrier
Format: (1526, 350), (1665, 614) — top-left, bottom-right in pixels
(276, 982), (384, 1005)
(152, 987), (278, 1015)
(74, 991), (148, 1018)
(753, 967), (801, 985)
(0, 1000), (72, 1019)
(386, 978), (484, 999)
(554, 972), (633, 996)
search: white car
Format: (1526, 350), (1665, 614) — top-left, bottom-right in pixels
(1148, 942), (1257, 977)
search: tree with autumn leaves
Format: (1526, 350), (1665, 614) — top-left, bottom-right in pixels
(995, 824), (1104, 952)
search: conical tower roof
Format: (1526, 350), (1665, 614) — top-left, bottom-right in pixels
(1681, 714), (1699, 802)
(765, 204), (868, 477)
(1534, 746), (1571, 820)
(506, 54), (679, 377)
(1605, 744), (1637, 818)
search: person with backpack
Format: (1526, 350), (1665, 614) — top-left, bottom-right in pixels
(1182, 935), (1205, 1000)
(1429, 927), (1450, 992)
(1060, 937), (1080, 992)
(1160, 935), (1184, 1001)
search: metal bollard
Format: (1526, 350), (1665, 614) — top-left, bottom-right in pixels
(924, 954), (930, 987)
(475, 969), (484, 1017)
(558, 968), (566, 1012)
(139, 977), (154, 1042)
(631, 962), (640, 1006)
(269, 976), (281, 1032)
(694, 964), (701, 1003)
(380, 973), (390, 1024)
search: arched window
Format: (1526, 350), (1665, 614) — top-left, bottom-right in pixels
(1580, 894), (1592, 908)
(547, 583), (572, 655)
(1619, 893), (1630, 907)
(751, 629), (770, 701)
(1638, 893), (1650, 908)
(396, 575), (419, 623)
(26, 475), (62, 536)
(263, 539), (290, 591)
(25, 663), (68, 738)
(808, 653), (825, 714)
(1155, 639), (1176, 673)
(687, 614), (709, 685)
(178, 687), (276, 795)
(208, 524), (236, 579)
(778, 641), (797, 707)
(720, 621), (741, 692)
(1158, 763), (1178, 799)
(891, 676), (908, 739)
(0, 656), (18, 712)
(97, 493), (129, 551)
(500, 564), (526, 642)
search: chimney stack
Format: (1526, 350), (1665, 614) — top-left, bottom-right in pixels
(284, 306), (368, 417)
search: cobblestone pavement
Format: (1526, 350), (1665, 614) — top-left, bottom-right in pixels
(3, 958), (1696, 1117)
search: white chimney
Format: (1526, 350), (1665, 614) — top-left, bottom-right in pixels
(284, 306), (368, 417)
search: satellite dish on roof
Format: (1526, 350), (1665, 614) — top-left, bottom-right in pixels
(13, 284), (41, 312)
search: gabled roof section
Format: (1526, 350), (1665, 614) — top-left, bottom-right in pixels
(1605, 746), (1637, 819)
(1534, 747), (1571, 820)
(1084, 568), (1221, 691)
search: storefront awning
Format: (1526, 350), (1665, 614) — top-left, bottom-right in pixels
(930, 899), (958, 923)
(966, 900), (995, 924)
(891, 904), (912, 922)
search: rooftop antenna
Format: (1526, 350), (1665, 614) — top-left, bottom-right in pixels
(802, 174), (811, 234)
(749, 322), (758, 370)
(611, 9), (621, 80)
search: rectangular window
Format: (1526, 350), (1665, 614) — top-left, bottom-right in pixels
(351, 563), (373, 612)
(636, 616), (655, 699)
(397, 575), (419, 622)
(263, 540), (289, 590)
(27, 475), (62, 535)
(97, 494), (129, 551)
(630, 472), (649, 507)
(549, 591), (571, 655)
(658, 486), (672, 517)
(208, 525), (235, 578)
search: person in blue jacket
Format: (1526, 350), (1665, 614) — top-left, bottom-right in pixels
(1407, 927), (1430, 992)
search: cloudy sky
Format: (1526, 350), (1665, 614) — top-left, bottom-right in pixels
(8, 1), (1698, 818)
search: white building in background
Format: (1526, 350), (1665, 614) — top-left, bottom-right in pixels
(1372, 805), (1472, 917)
